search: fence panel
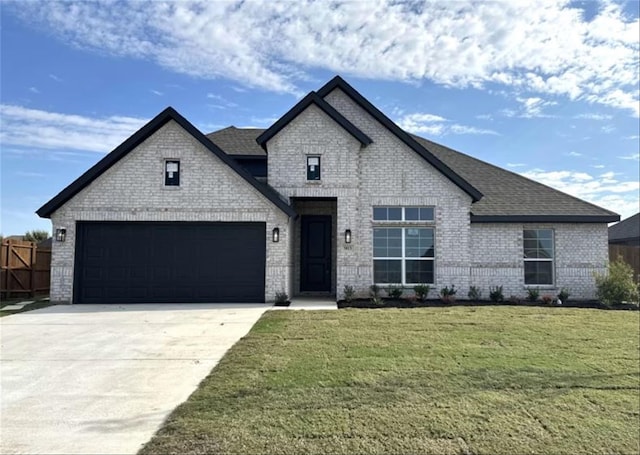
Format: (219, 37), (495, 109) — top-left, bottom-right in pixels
(609, 244), (640, 283)
(0, 239), (51, 298)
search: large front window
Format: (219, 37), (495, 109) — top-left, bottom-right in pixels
(373, 207), (435, 285)
(523, 229), (554, 285)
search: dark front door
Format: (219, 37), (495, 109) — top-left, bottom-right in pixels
(300, 215), (331, 292)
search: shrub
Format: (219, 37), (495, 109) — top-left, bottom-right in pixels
(413, 284), (430, 301)
(508, 295), (520, 304)
(274, 291), (289, 305)
(468, 286), (482, 300)
(371, 296), (384, 306)
(557, 288), (570, 303)
(594, 258), (640, 306)
(386, 285), (404, 299)
(541, 295), (553, 305)
(343, 285), (355, 302)
(440, 284), (457, 302)
(526, 287), (540, 302)
(370, 284), (381, 299)
(489, 286), (504, 303)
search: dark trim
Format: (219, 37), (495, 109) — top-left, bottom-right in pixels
(471, 214), (620, 223)
(256, 92), (372, 150)
(316, 76), (483, 202)
(229, 154), (267, 160)
(37, 107), (296, 218)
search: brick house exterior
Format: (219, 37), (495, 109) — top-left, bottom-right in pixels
(38, 76), (618, 304)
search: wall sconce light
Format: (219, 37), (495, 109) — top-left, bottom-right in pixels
(272, 227), (280, 243)
(55, 228), (67, 242)
(345, 229), (352, 244)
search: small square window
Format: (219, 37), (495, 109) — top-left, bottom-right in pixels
(165, 160), (180, 186)
(307, 156), (320, 180)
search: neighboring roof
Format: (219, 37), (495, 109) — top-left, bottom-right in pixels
(316, 76), (483, 203)
(255, 92), (372, 150)
(207, 126), (619, 223)
(609, 213), (640, 242)
(36, 107), (295, 219)
(411, 135), (620, 223)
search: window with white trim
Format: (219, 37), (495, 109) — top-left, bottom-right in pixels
(523, 229), (554, 285)
(373, 207), (435, 285)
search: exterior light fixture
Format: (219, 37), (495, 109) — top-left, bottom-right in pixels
(345, 229), (352, 244)
(55, 228), (67, 242)
(272, 227), (280, 243)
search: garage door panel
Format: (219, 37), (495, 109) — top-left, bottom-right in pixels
(74, 222), (266, 303)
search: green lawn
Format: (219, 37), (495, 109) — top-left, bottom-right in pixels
(141, 307), (640, 455)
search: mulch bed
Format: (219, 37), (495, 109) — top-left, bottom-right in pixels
(338, 298), (639, 311)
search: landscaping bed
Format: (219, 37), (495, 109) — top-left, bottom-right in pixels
(338, 298), (640, 311)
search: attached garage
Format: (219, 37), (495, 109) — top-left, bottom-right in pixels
(74, 222), (266, 304)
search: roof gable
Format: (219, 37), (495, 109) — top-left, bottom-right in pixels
(37, 107), (295, 218)
(256, 92), (372, 150)
(609, 213), (640, 241)
(316, 76), (483, 202)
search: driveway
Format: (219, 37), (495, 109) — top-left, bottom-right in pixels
(0, 303), (269, 455)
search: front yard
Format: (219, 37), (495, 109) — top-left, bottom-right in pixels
(141, 306), (640, 455)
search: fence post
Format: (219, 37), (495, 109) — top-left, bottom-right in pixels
(5, 240), (12, 299)
(30, 242), (36, 298)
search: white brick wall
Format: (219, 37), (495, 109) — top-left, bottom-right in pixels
(49, 120), (291, 303)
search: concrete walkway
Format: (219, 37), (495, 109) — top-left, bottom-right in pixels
(0, 303), (269, 455)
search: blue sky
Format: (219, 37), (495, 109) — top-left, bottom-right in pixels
(1, 0), (638, 236)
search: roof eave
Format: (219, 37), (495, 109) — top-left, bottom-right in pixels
(255, 92), (372, 151)
(37, 107), (296, 219)
(471, 214), (620, 223)
(316, 76), (483, 202)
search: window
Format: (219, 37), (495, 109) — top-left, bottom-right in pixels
(523, 229), (554, 285)
(373, 206), (434, 222)
(372, 206), (435, 285)
(307, 156), (320, 180)
(165, 160), (180, 186)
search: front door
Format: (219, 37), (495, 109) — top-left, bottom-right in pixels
(300, 215), (331, 292)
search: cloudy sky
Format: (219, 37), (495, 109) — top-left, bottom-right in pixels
(1, 0), (638, 235)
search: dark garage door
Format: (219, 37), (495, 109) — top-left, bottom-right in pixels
(74, 222), (266, 304)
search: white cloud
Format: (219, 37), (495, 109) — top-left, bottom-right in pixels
(9, 1), (639, 114)
(591, 164), (606, 169)
(29, 87), (40, 94)
(574, 113), (613, 120)
(507, 163), (526, 168)
(0, 104), (148, 153)
(150, 89), (163, 96)
(520, 168), (640, 219)
(618, 153), (640, 161)
(515, 97), (558, 118)
(206, 93), (238, 109)
(49, 74), (62, 82)
(396, 112), (499, 136)
(567, 151), (582, 157)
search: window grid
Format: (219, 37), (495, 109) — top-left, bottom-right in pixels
(523, 229), (554, 285)
(373, 227), (435, 285)
(373, 206), (434, 223)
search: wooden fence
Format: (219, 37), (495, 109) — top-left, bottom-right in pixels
(1, 239), (51, 298)
(609, 244), (640, 284)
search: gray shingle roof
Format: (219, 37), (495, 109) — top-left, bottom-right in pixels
(207, 126), (619, 221)
(609, 213), (640, 242)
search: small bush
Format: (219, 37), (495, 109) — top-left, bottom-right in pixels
(489, 286), (504, 303)
(508, 295), (520, 304)
(274, 291), (289, 305)
(343, 285), (355, 302)
(386, 285), (404, 299)
(413, 284), (430, 301)
(371, 296), (384, 306)
(370, 284), (381, 299)
(526, 287), (540, 302)
(595, 257), (640, 306)
(557, 288), (570, 303)
(468, 286), (482, 300)
(440, 284), (457, 302)
(541, 295), (553, 305)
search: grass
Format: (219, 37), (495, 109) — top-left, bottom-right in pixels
(0, 295), (53, 317)
(140, 307), (640, 455)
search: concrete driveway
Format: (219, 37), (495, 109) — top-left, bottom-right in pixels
(0, 303), (269, 455)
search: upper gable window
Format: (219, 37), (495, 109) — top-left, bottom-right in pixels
(165, 160), (180, 186)
(307, 156), (320, 181)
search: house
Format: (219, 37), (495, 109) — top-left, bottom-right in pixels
(608, 213), (640, 246)
(37, 76), (619, 304)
